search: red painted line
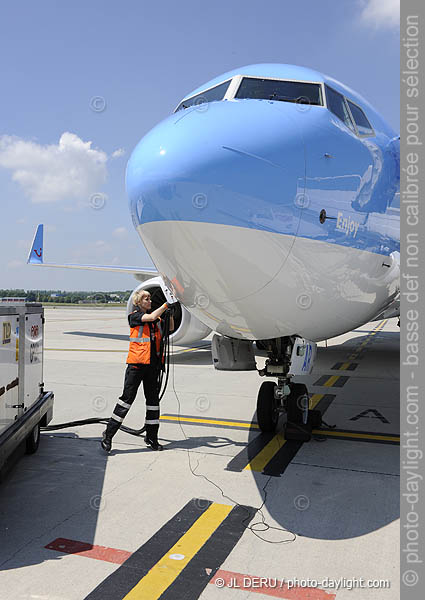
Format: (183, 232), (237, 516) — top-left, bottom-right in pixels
(209, 570), (336, 599)
(45, 538), (131, 565)
(45, 539), (336, 599)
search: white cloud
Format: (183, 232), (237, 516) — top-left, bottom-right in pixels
(360, 0), (399, 29)
(112, 226), (128, 238)
(0, 132), (109, 204)
(111, 148), (125, 158)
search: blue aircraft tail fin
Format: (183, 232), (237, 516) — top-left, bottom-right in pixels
(28, 224), (44, 264)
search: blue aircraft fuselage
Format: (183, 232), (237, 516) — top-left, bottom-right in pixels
(126, 64), (400, 341)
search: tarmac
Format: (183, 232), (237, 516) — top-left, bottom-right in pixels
(0, 307), (400, 599)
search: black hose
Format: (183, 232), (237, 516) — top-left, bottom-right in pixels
(41, 309), (173, 436)
(42, 417), (108, 431)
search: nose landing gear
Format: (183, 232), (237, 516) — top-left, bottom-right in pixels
(256, 336), (321, 441)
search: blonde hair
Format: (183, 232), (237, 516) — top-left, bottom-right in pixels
(132, 289), (151, 306)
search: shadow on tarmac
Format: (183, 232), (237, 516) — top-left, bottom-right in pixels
(0, 433), (110, 572)
(0, 330), (399, 575)
(249, 330), (400, 541)
(115, 435), (247, 453)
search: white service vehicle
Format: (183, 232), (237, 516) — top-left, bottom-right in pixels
(0, 302), (54, 479)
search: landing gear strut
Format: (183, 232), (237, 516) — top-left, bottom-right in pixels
(256, 336), (320, 441)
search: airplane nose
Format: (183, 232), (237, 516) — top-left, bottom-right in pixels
(127, 100), (306, 304)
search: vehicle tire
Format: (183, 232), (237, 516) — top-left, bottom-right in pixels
(26, 423), (40, 454)
(257, 381), (278, 432)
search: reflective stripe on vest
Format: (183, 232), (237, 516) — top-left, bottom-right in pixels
(126, 321), (161, 364)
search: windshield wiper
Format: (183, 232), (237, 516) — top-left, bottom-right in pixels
(268, 93), (298, 103)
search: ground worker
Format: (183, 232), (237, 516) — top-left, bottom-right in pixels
(101, 289), (172, 452)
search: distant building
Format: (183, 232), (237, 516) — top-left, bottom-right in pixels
(1, 297), (27, 303)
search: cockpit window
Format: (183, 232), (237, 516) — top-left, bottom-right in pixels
(346, 100), (374, 136)
(175, 80), (231, 112)
(325, 85), (355, 132)
(235, 77), (323, 106)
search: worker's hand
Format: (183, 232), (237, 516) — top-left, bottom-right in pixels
(144, 302), (169, 322)
(166, 303), (178, 316)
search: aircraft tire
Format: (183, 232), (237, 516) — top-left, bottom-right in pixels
(257, 381), (278, 432)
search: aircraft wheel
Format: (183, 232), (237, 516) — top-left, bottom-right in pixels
(26, 423), (40, 454)
(257, 381), (278, 432)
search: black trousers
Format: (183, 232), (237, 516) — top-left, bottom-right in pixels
(106, 363), (161, 441)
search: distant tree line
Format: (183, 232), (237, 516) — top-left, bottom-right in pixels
(0, 289), (132, 304)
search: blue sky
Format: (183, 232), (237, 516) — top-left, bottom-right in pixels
(0, 0), (399, 291)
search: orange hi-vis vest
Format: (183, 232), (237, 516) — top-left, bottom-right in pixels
(126, 319), (161, 364)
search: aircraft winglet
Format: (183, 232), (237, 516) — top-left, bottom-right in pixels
(28, 224), (44, 264)
(27, 224), (158, 281)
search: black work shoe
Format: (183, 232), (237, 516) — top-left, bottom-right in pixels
(101, 431), (112, 452)
(145, 437), (163, 451)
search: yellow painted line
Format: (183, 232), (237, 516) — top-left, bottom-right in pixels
(244, 433), (286, 472)
(339, 362), (351, 370)
(45, 348), (126, 352)
(44, 344), (209, 354)
(229, 325), (252, 333)
(310, 393), (324, 409)
(177, 344), (210, 354)
(345, 319), (388, 359)
(162, 409), (400, 444)
(312, 429), (399, 443)
(201, 309), (253, 334)
(323, 375), (340, 387)
(123, 503), (232, 600)
(163, 397), (324, 430)
(201, 309), (221, 324)
(160, 415), (256, 429)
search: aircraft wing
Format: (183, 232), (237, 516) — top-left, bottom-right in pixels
(27, 224), (158, 282)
